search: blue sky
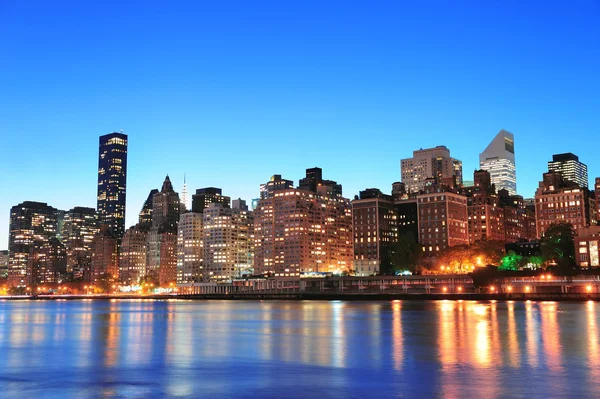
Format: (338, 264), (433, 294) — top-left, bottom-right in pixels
(1, 0), (599, 247)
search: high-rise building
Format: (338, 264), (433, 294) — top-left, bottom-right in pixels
(139, 189), (159, 232)
(90, 225), (119, 282)
(191, 187), (230, 214)
(0, 250), (8, 278)
(299, 167), (343, 197)
(498, 189), (537, 242)
(61, 207), (99, 277)
(8, 201), (60, 286)
(534, 171), (593, 237)
(479, 129), (516, 195)
(401, 146), (463, 194)
(146, 176), (180, 285)
(417, 184), (469, 257)
(203, 203), (254, 281)
(254, 170), (353, 276)
(595, 177), (600, 225)
(463, 170), (505, 244)
(97, 132), (128, 239)
(259, 175), (294, 199)
(176, 212), (204, 284)
(352, 189), (397, 276)
(26, 237), (67, 285)
(548, 153), (588, 189)
(119, 225), (147, 284)
(180, 175), (190, 211)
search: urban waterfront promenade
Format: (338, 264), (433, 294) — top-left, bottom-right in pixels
(4, 274), (600, 302)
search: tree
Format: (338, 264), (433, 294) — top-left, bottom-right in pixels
(541, 222), (576, 267)
(499, 250), (524, 271)
(388, 232), (422, 274)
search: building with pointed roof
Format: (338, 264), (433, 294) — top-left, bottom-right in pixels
(479, 129), (516, 195)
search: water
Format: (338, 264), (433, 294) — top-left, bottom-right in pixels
(0, 299), (598, 398)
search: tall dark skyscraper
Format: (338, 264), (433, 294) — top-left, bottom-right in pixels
(97, 132), (128, 239)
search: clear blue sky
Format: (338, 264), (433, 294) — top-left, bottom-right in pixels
(1, 0), (599, 247)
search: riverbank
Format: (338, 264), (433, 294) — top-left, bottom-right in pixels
(2, 292), (600, 301)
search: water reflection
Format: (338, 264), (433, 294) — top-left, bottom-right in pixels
(0, 299), (599, 398)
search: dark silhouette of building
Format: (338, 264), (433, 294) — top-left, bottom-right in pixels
(97, 132), (128, 239)
(259, 175), (294, 199)
(191, 187), (230, 213)
(139, 189), (159, 232)
(298, 167), (342, 197)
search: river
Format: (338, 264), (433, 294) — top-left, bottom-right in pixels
(0, 299), (598, 398)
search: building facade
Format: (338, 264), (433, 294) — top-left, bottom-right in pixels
(191, 187), (230, 214)
(254, 169), (353, 276)
(61, 207), (99, 277)
(352, 189), (397, 276)
(176, 211), (204, 284)
(534, 171), (593, 237)
(401, 146), (463, 194)
(575, 226), (600, 268)
(119, 225), (147, 284)
(8, 201), (60, 286)
(548, 153), (588, 189)
(97, 132), (128, 239)
(146, 176), (180, 285)
(479, 129), (516, 195)
(463, 170), (505, 244)
(26, 237), (67, 285)
(90, 226), (119, 282)
(417, 187), (469, 257)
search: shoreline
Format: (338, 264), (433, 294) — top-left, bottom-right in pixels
(2, 292), (600, 302)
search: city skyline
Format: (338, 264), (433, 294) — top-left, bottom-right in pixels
(2, 1), (599, 248)
(1, 130), (599, 248)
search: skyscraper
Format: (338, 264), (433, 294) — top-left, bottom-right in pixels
(180, 175), (190, 211)
(119, 225), (147, 284)
(97, 132), (128, 239)
(138, 189), (159, 232)
(401, 146), (463, 194)
(146, 176), (180, 285)
(479, 129), (517, 195)
(548, 153), (588, 189)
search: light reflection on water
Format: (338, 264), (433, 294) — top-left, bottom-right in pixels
(0, 299), (599, 398)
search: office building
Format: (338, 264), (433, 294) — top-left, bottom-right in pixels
(8, 201), (60, 286)
(97, 132), (128, 239)
(548, 153), (588, 189)
(479, 129), (516, 195)
(401, 146), (463, 194)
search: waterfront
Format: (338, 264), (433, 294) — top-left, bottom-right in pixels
(0, 300), (599, 398)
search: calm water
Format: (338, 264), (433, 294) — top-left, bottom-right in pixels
(0, 299), (599, 398)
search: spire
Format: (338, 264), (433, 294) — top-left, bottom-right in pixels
(181, 174), (189, 211)
(162, 175), (174, 192)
